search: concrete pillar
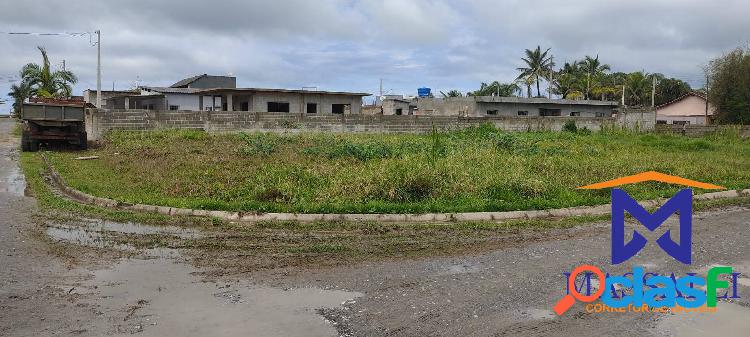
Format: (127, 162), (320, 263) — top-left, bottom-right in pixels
(124, 97), (130, 109)
(198, 96), (203, 111)
(226, 94), (233, 111)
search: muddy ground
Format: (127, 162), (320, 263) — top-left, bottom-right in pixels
(1, 118), (749, 336)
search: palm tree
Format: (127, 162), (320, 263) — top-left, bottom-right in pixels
(624, 71), (652, 106)
(551, 62), (584, 99)
(516, 46), (554, 97)
(470, 81), (521, 97)
(7, 81), (34, 117)
(578, 55), (610, 100)
(20, 46), (77, 98)
(516, 76), (535, 98)
(440, 89), (464, 98)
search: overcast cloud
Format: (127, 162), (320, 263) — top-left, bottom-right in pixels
(1, 0), (748, 110)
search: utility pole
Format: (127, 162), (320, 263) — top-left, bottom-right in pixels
(621, 84), (625, 106)
(379, 78), (383, 105)
(96, 30), (101, 108)
(549, 55), (553, 99)
(652, 76), (658, 127)
(705, 74), (710, 125)
(62, 59), (65, 72)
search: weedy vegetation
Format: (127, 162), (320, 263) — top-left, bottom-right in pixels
(42, 124), (750, 214)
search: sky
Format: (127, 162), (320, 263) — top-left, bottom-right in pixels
(1, 0), (749, 111)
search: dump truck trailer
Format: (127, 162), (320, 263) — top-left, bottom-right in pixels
(21, 102), (87, 152)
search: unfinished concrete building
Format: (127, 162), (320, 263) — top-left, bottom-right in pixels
(381, 96), (618, 118)
(99, 74), (369, 114)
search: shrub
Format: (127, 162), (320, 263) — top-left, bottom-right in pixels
(562, 120), (578, 133)
(304, 138), (398, 161)
(494, 133), (518, 150)
(255, 187), (289, 202)
(237, 132), (280, 156)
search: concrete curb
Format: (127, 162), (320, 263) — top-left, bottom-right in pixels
(41, 154), (750, 223)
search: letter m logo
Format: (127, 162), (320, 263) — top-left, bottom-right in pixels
(611, 188), (693, 264)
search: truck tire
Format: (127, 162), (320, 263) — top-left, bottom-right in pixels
(20, 131), (36, 152)
(78, 132), (88, 150)
(29, 140), (39, 152)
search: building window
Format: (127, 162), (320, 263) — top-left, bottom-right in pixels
(595, 112), (606, 118)
(240, 102), (249, 111)
(486, 110), (498, 115)
(268, 102), (290, 113)
(307, 103), (317, 114)
(332, 104), (350, 114)
(517, 110), (529, 116)
(673, 120), (690, 125)
(656, 120), (667, 124)
(539, 108), (561, 116)
(395, 108), (403, 115)
(169, 105), (179, 111)
(570, 111), (581, 116)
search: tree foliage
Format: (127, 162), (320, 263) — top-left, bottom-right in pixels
(707, 47), (750, 124)
(7, 82), (34, 117)
(469, 81), (520, 97)
(440, 89), (464, 98)
(516, 46), (554, 97)
(6, 46), (78, 116)
(654, 77), (692, 106)
(21, 47), (78, 98)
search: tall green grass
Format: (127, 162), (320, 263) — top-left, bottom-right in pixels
(46, 124), (750, 214)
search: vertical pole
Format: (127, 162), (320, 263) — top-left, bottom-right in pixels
(96, 30), (102, 108)
(621, 85), (625, 106)
(652, 76), (657, 129)
(62, 59), (66, 72)
(705, 74), (710, 125)
(549, 55), (553, 99)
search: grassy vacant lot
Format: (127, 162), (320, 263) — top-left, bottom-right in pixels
(43, 124), (750, 214)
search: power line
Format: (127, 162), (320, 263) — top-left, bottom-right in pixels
(1, 29), (102, 105)
(0, 31), (91, 36)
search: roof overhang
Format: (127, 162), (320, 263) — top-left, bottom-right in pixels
(474, 96), (618, 106)
(198, 88), (370, 96)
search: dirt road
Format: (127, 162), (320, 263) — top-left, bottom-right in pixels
(1, 118), (749, 336)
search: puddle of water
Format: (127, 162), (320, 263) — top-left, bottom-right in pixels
(79, 218), (202, 239)
(45, 222), (186, 258)
(87, 258), (362, 337)
(656, 301), (750, 337)
(0, 157), (26, 196)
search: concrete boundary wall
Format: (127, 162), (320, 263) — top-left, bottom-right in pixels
(655, 124), (750, 137)
(85, 108), (655, 140)
(43, 154), (748, 223)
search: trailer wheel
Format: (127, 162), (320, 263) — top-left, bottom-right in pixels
(20, 131), (37, 152)
(29, 140), (39, 152)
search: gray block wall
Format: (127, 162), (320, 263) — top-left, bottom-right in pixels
(85, 108), (655, 140)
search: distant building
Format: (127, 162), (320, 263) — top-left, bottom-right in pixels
(83, 89), (138, 108)
(381, 96), (618, 117)
(169, 74), (236, 89)
(97, 74), (370, 114)
(656, 92), (715, 125)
